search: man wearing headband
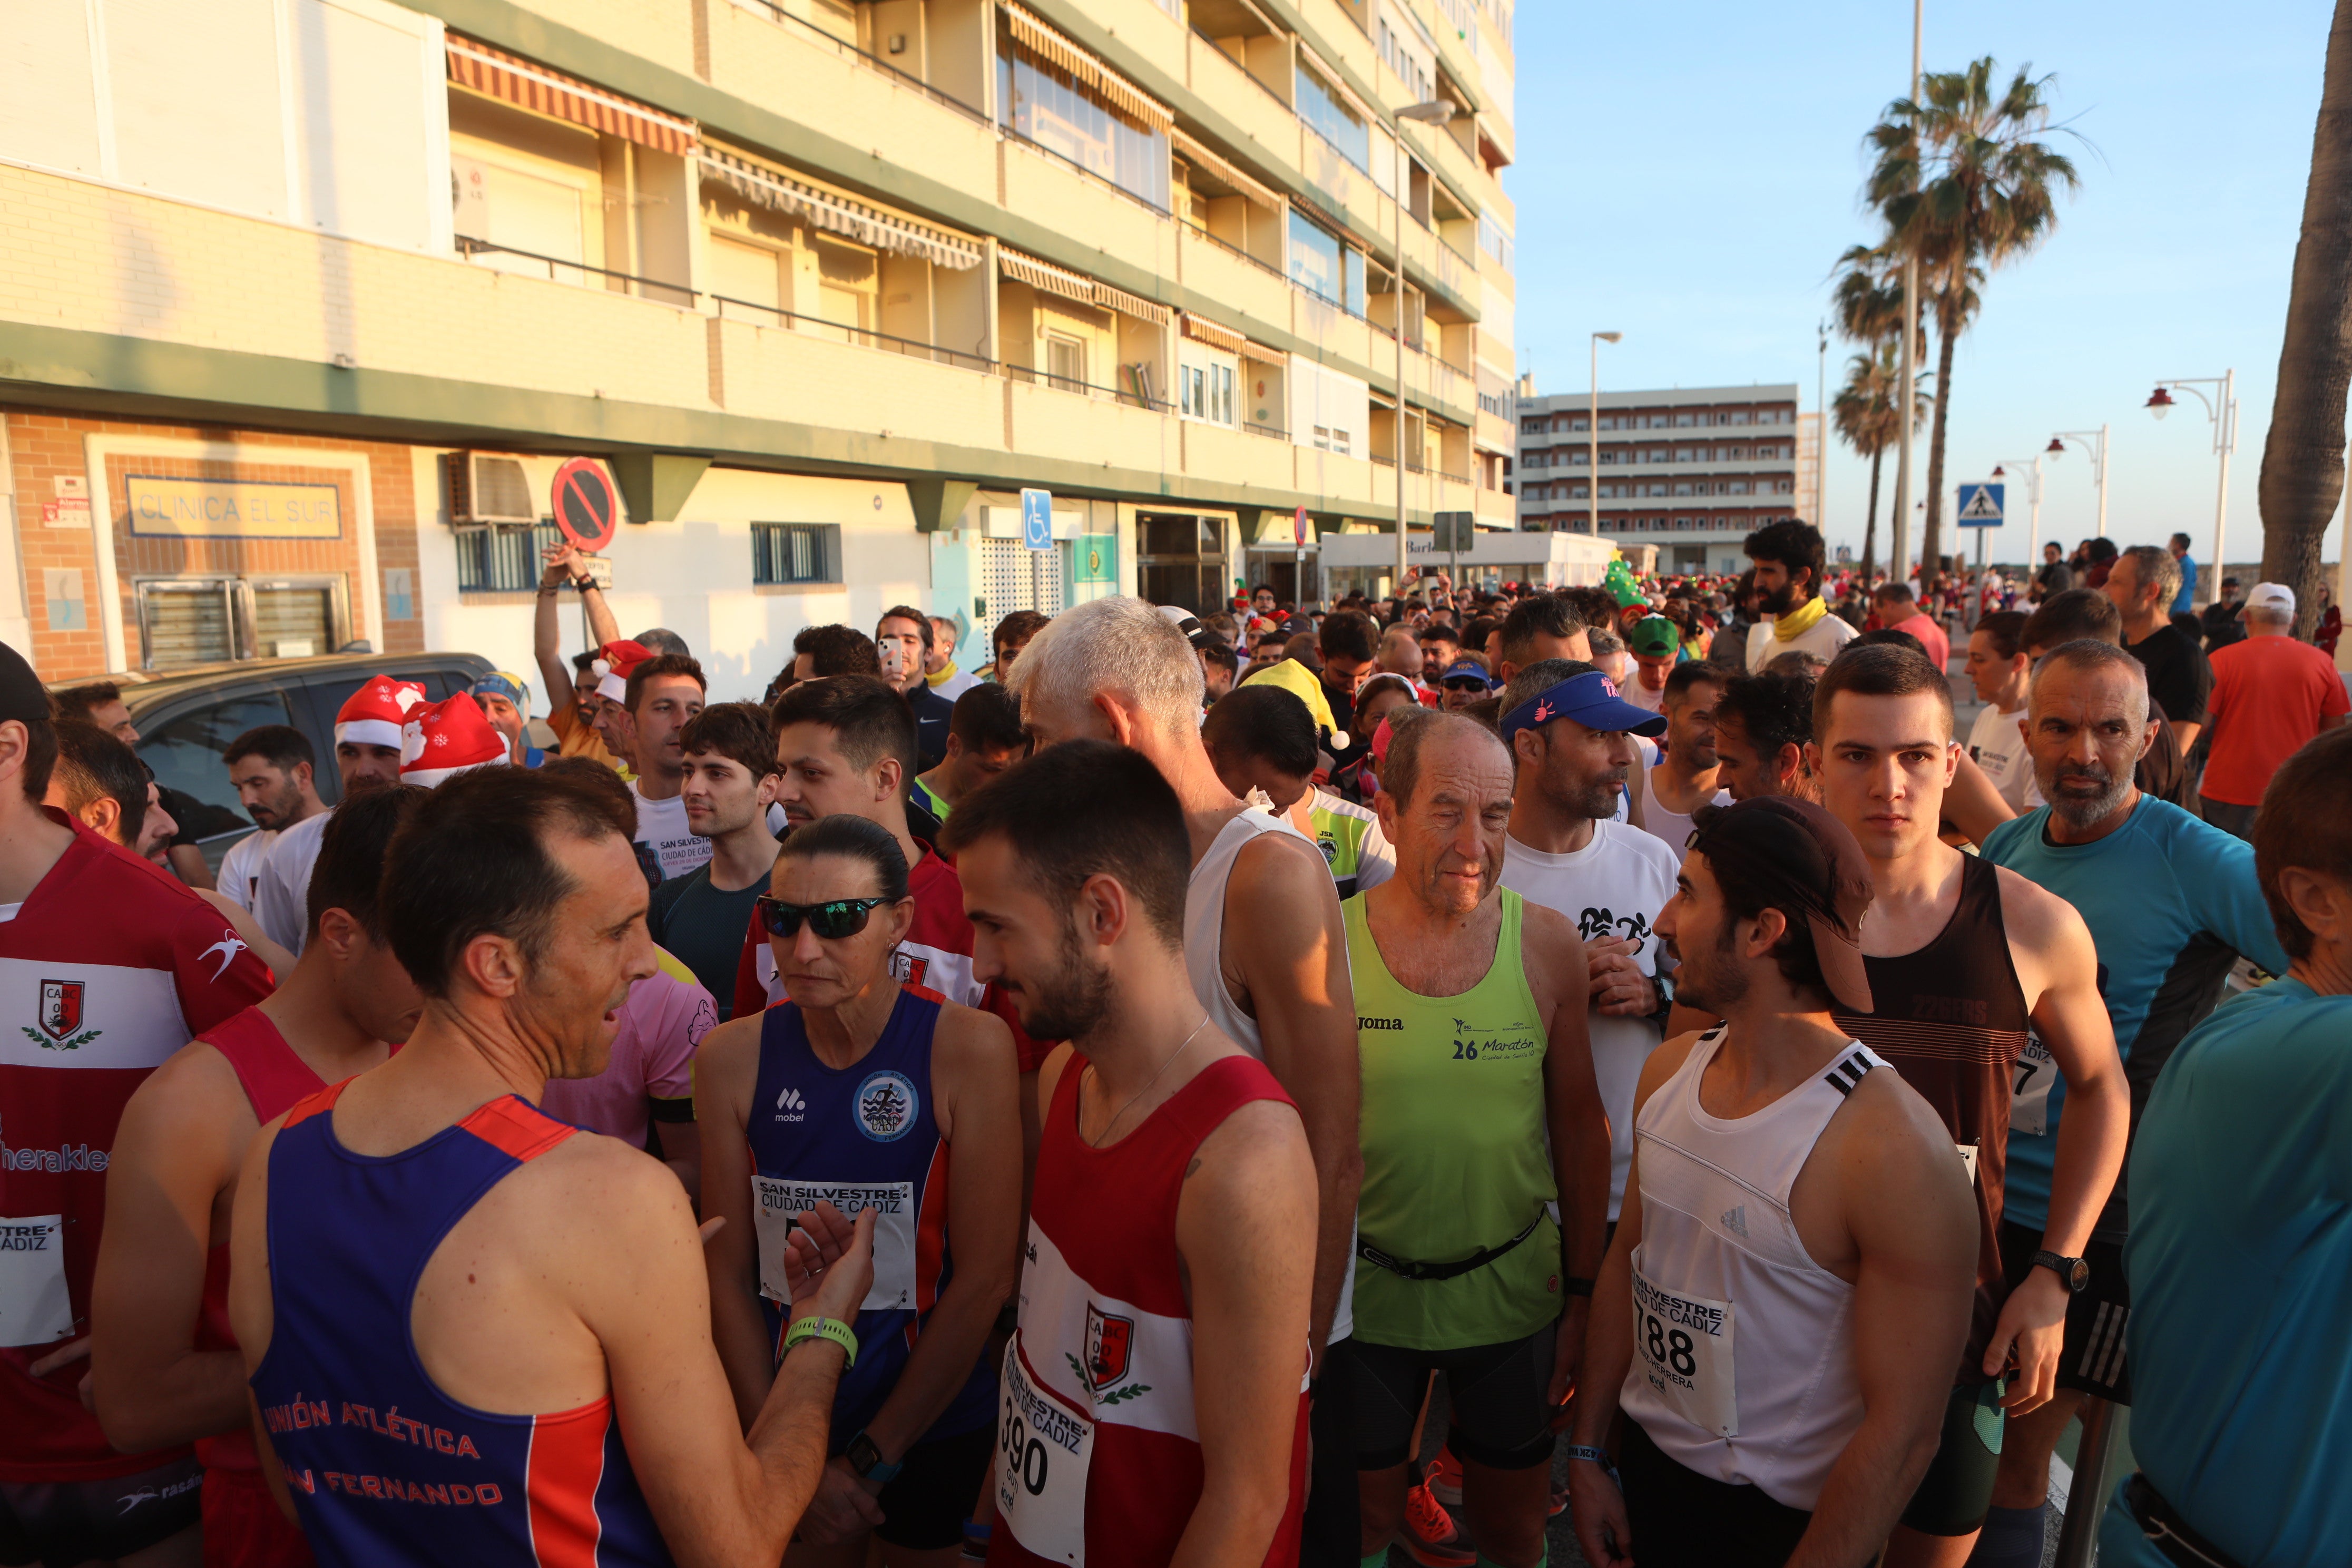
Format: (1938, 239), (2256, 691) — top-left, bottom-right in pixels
(1808, 645), (2126, 1568)
(1345, 710), (1610, 1568)
(1567, 797), (1978, 1568)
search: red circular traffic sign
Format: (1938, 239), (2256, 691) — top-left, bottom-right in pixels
(551, 458), (619, 551)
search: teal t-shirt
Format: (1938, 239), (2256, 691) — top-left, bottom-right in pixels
(1978, 797), (2288, 1233)
(2099, 980), (2352, 1567)
(647, 864), (769, 1021)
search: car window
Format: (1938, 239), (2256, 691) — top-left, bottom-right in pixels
(136, 691), (295, 844)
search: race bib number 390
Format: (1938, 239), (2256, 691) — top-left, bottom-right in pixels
(2010, 1031), (2055, 1137)
(997, 1335), (1093, 1567)
(750, 1177), (917, 1312)
(1632, 1265), (1737, 1438)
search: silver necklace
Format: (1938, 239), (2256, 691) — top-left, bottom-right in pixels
(1085, 1014), (1211, 1148)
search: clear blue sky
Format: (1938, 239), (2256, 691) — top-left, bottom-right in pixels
(1508, 0), (2341, 572)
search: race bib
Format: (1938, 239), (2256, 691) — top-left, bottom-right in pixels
(997, 1334), (1093, 1566)
(0, 1216), (74, 1348)
(749, 1178), (917, 1312)
(2010, 1031), (2055, 1137)
(1632, 1263), (1737, 1438)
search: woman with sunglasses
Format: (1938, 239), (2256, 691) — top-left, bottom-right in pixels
(698, 814), (1023, 1568)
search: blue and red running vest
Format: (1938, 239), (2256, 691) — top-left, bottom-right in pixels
(748, 985), (994, 1449)
(250, 1081), (672, 1567)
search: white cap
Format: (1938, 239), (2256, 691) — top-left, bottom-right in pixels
(2245, 582), (2295, 616)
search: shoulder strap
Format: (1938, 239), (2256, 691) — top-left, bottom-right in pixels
(201, 1007), (325, 1124)
(458, 1096), (579, 1162)
(280, 1076), (352, 1130)
(1821, 1043), (1884, 1097)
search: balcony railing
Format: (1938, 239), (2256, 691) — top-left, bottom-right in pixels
(1004, 362), (1173, 413)
(733, 0), (988, 125)
(456, 237), (693, 305)
(1183, 218), (1285, 278)
(1244, 419), (1290, 440)
(710, 295), (997, 372)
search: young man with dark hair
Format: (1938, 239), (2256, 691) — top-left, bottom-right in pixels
(2165, 531), (2197, 616)
(1743, 519), (1857, 672)
(909, 683), (1027, 847)
(1629, 662), (1730, 857)
(1871, 582), (1950, 672)
(219, 724), (325, 913)
(650, 702), (781, 1016)
(254, 675), (424, 954)
(52, 681), (221, 890)
(620, 651), (711, 882)
(1711, 671), (1816, 802)
(229, 768), (875, 1567)
(1496, 594), (1592, 685)
(943, 740), (1317, 1568)
(0, 644), (273, 1568)
(1807, 645), (2128, 1568)
(989, 610), (1051, 684)
(790, 623), (885, 687)
(1317, 609), (1380, 769)
(2103, 545), (2212, 752)
(877, 604), (956, 770)
(1202, 683), (1394, 901)
(1571, 797), (1978, 1568)
(92, 785), (428, 1568)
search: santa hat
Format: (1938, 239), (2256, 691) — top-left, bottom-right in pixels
(400, 695), (512, 788)
(592, 639), (655, 704)
(335, 677), (428, 750)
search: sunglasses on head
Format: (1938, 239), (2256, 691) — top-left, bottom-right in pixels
(754, 895), (891, 940)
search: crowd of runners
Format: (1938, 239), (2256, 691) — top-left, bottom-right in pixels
(1, 517), (2345, 1568)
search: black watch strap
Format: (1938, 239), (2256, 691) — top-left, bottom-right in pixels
(2031, 1249), (2090, 1293)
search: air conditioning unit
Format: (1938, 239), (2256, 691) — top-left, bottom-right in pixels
(444, 452), (536, 524)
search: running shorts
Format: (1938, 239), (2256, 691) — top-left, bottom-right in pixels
(1349, 1323), (1557, 1472)
(1618, 1418), (1810, 1568)
(203, 1464), (316, 1568)
(1998, 1221), (2131, 1404)
(874, 1423), (994, 1551)
(1898, 1380), (2005, 1536)
(0, 1454), (203, 1567)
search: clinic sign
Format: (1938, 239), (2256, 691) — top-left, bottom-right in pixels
(124, 476), (342, 540)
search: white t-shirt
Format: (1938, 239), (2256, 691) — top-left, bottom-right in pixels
(633, 784), (713, 883)
(1966, 703), (2033, 811)
(254, 808), (334, 955)
(1623, 675), (1669, 713)
(1500, 820), (1682, 1220)
(216, 828), (278, 913)
(1746, 607), (1859, 673)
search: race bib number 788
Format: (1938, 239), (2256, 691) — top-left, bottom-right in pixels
(1632, 1264), (1738, 1438)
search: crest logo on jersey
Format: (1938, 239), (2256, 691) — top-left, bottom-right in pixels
(888, 950), (929, 988)
(26, 979), (101, 1051)
(1317, 835), (1338, 864)
(1066, 1301), (1151, 1405)
(853, 1071), (918, 1142)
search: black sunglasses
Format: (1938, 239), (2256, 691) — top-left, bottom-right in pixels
(1442, 678), (1491, 692)
(754, 895), (892, 940)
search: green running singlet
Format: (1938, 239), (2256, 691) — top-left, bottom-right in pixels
(1345, 887), (1562, 1351)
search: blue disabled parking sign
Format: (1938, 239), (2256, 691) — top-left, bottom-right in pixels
(1021, 487), (1053, 551)
(1956, 483), (2004, 528)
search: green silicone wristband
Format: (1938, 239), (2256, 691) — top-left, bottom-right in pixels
(783, 1315), (858, 1368)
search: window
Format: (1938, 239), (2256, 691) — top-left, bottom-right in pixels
(1046, 332), (1088, 391)
(752, 523), (839, 585)
(1477, 213), (1513, 269)
(1179, 361), (1236, 425)
(997, 29), (1170, 209)
(457, 520), (562, 593)
(1288, 210), (1349, 309)
(1295, 63), (1369, 171)
(137, 692), (296, 846)
(1570, 418), (1588, 431)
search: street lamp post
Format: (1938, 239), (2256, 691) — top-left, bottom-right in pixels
(1990, 455), (2045, 578)
(2046, 425), (2110, 540)
(2145, 371), (2238, 605)
(1393, 99), (1457, 599)
(1590, 331), (1621, 536)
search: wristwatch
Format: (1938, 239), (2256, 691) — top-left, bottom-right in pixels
(2031, 1250), (2090, 1293)
(845, 1430), (902, 1485)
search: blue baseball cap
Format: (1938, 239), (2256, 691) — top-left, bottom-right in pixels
(1438, 659), (1498, 690)
(1501, 670), (1669, 744)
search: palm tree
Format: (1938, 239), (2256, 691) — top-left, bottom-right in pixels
(1832, 343), (1934, 583)
(2257, 0), (2352, 637)
(1867, 60), (2079, 590)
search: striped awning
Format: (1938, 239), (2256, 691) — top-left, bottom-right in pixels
(1001, 3), (1172, 132)
(1180, 311), (1246, 355)
(1001, 249), (1171, 325)
(445, 36), (697, 155)
(699, 148), (983, 269)
(1171, 127), (1281, 211)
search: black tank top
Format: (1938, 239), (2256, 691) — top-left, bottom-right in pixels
(1833, 853), (2031, 1381)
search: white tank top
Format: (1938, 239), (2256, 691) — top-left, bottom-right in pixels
(1181, 806), (1355, 1344)
(1635, 760), (1728, 861)
(1620, 1028), (1886, 1511)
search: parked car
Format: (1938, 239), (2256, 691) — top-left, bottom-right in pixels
(52, 652), (494, 870)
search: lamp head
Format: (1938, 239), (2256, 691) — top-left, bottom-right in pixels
(1396, 100), (1457, 124)
(2145, 386), (2175, 420)
(1595, 331), (1622, 344)
(1991, 465), (2005, 477)
(2045, 437), (2067, 456)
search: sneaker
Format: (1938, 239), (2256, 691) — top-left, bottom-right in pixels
(1425, 1446), (1464, 1510)
(1400, 1482), (1476, 1568)
(1550, 1479), (1569, 1517)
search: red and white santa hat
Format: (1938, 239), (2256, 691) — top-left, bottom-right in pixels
(592, 639), (655, 704)
(399, 695), (512, 788)
(335, 677), (428, 750)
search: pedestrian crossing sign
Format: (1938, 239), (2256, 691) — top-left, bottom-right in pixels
(1956, 483), (2004, 527)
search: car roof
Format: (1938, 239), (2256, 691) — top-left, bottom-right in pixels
(47, 653), (495, 712)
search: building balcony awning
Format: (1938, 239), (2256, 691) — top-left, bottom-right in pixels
(1002, 3), (1172, 132)
(1171, 127), (1281, 211)
(1180, 311), (1247, 355)
(699, 146), (983, 269)
(1001, 248), (1171, 325)
(446, 35), (697, 156)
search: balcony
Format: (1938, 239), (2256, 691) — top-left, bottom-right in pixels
(999, 134), (1176, 283)
(1186, 32), (1299, 164)
(1183, 418), (1295, 492)
(1178, 225), (1291, 338)
(1291, 290), (1376, 375)
(1007, 374), (1175, 474)
(709, 313), (1005, 450)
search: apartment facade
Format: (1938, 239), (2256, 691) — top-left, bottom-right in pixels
(1515, 384), (1805, 576)
(0, 0), (1519, 692)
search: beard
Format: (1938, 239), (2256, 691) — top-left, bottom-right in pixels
(1758, 579), (1800, 616)
(1012, 920), (1118, 1042)
(2042, 758), (2134, 829)
(1549, 768), (1624, 824)
(1665, 923), (1751, 1016)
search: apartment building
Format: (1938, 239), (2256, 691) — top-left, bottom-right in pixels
(1514, 384), (1806, 576)
(0, 0), (1520, 692)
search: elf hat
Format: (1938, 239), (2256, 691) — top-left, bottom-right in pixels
(592, 639), (655, 704)
(335, 677), (428, 751)
(400, 695), (513, 788)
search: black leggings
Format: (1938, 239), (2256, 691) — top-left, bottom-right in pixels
(1618, 1419), (1812, 1568)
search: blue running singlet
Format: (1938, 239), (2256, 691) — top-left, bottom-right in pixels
(250, 1081), (672, 1568)
(747, 985), (994, 1448)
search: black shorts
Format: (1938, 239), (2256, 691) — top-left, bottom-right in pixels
(1299, 1338), (1361, 1567)
(1997, 1221), (2132, 1404)
(1618, 1418), (1809, 1568)
(872, 1422), (993, 1551)
(0, 1455), (204, 1567)
(1898, 1380), (2005, 1536)
(1349, 1322), (1557, 1472)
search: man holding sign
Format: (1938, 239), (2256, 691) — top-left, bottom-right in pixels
(699, 812), (1021, 1565)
